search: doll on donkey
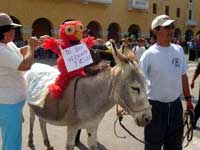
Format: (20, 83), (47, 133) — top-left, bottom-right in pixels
(41, 20), (107, 100)
(38, 20), (110, 145)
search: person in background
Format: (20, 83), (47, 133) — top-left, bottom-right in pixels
(188, 39), (197, 61)
(150, 37), (156, 46)
(139, 14), (194, 150)
(0, 13), (38, 150)
(91, 38), (108, 51)
(190, 60), (200, 129)
(82, 29), (95, 49)
(120, 36), (133, 50)
(132, 38), (146, 62)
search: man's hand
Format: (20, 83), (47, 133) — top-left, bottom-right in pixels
(186, 100), (194, 112)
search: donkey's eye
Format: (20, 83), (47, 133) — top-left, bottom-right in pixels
(131, 87), (140, 94)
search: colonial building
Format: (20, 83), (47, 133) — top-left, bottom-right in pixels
(150, 0), (200, 42)
(0, 0), (200, 45)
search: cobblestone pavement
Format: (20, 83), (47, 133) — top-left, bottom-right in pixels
(1, 58), (200, 150)
(183, 61), (200, 150)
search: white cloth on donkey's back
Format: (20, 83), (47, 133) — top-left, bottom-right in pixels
(24, 63), (59, 107)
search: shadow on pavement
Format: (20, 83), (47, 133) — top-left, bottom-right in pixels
(76, 142), (108, 150)
(195, 126), (200, 131)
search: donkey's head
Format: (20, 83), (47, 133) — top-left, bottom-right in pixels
(110, 40), (152, 127)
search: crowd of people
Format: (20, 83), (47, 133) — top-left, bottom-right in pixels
(1, 12), (200, 150)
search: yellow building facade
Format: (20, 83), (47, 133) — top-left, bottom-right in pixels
(0, 0), (200, 44)
(150, 0), (200, 41)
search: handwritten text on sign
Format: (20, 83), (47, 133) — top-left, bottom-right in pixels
(61, 43), (93, 72)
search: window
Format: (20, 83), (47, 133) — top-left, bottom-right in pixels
(152, 3), (157, 14)
(176, 8), (180, 17)
(165, 5), (169, 15)
(189, 10), (192, 19)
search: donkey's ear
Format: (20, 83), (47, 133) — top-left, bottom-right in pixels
(110, 40), (129, 67)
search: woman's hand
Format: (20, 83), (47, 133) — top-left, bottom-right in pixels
(28, 36), (39, 51)
(38, 35), (50, 47)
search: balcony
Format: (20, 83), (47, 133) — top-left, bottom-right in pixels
(128, 0), (149, 10)
(186, 19), (198, 27)
(80, 0), (112, 5)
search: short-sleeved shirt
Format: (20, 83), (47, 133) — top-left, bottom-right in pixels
(139, 43), (188, 103)
(132, 46), (146, 62)
(0, 42), (27, 104)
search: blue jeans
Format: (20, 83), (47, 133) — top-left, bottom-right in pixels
(0, 100), (25, 150)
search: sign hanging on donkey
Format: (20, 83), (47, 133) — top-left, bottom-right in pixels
(60, 43), (93, 72)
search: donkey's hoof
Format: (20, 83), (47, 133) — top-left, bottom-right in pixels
(66, 145), (74, 150)
(28, 141), (35, 150)
(28, 144), (35, 150)
(75, 141), (80, 146)
(90, 145), (98, 150)
(47, 146), (54, 150)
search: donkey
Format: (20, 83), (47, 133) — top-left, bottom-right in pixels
(27, 42), (152, 150)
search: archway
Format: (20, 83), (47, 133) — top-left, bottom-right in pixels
(197, 31), (200, 36)
(32, 18), (54, 58)
(185, 29), (194, 42)
(196, 31), (200, 40)
(196, 31), (200, 48)
(107, 22), (121, 43)
(32, 18), (53, 38)
(174, 28), (181, 40)
(128, 24), (141, 40)
(86, 21), (102, 38)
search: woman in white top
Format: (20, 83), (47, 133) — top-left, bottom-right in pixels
(0, 13), (38, 150)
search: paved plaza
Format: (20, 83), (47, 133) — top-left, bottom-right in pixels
(1, 58), (200, 150)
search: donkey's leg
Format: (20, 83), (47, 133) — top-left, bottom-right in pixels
(66, 126), (79, 150)
(28, 108), (36, 149)
(86, 124), (98, 150)
(39, 118), (54, 150)
(75, 129), (81, 146)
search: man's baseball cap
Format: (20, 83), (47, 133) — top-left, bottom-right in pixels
(151, 15), (175, 30)
(0, 13), (21, 27)
(137, 38), (145, 42)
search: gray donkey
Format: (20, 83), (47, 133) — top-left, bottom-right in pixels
(27, 42), (152, 150)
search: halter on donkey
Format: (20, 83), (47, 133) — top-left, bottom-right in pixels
(27, 41), (152, 150)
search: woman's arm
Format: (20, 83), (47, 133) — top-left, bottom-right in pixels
(18, 37), (38, 71)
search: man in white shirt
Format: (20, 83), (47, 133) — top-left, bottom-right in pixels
(132, 38), (146, 62)
(139, 15), (194, 150)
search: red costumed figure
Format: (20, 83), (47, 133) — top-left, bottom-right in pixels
(43, 21), (89, 100)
